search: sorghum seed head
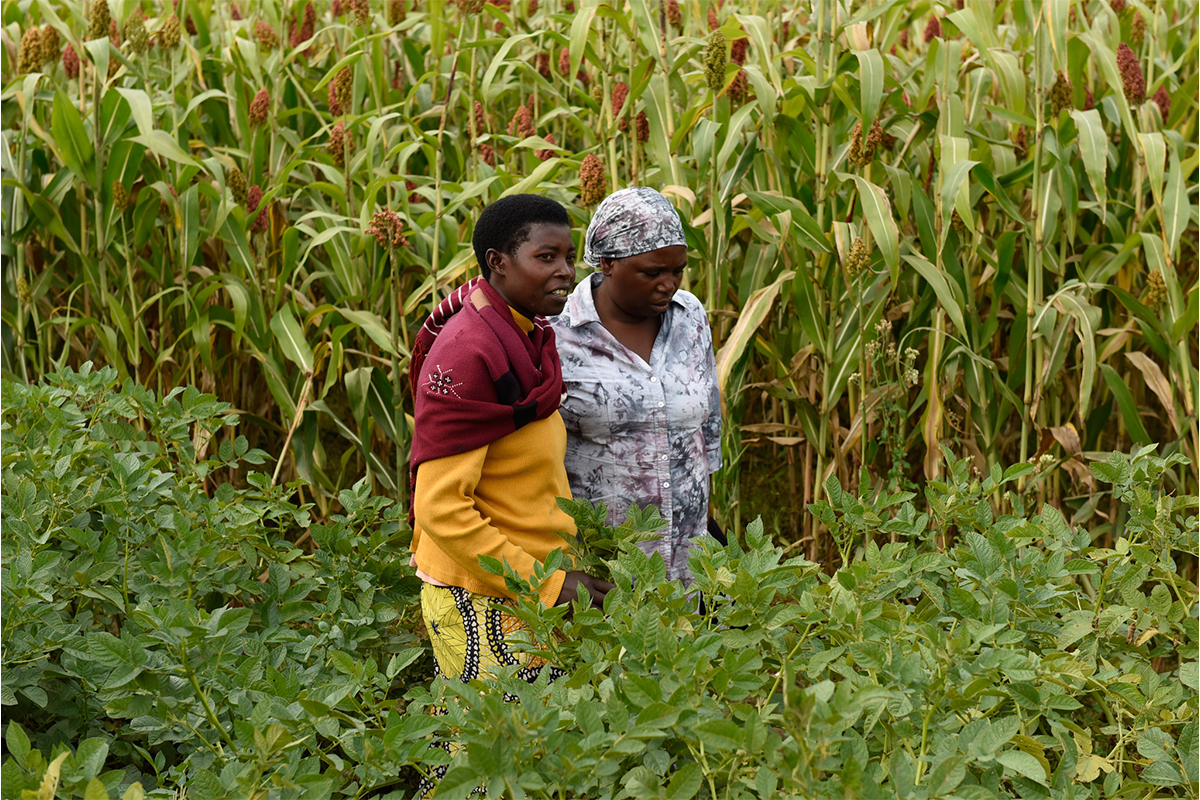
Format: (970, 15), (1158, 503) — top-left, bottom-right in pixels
(707, 6), (718, 30)
(328, 81), (344, 115)
(528, 0), (539, 13)
(392, 60), (404, 90)
(590, 82), (603, 104)
(508, 104), (534, 138)
(185, 15), (196, 35)
(249, 88), (270, 126)
(111, 180), (128, 210)
(474, 100), (486, 133)
(730, 37), (747, 66)
(612, 81), (629, 127)
(1083, 85), (1094, 111)
(160, 13), (181, 48)
(389, 0), (405, 25)
(535, 133), (556, 161)
(456, 0), (485, 13)
(18, 28), (41, 74)
(39, 26), (60, 65)
(15, 275), (31, 304)
(231, 3), (243, 20)
(729, 69), (748, 102)
(666, 0), (680, 26)
(366, 209), (408, 249)
(704, 30), (727, 92)
(1111, 0), (1126, 11)
(898, 29), (908, 48)
(1117, 42), (1145, 104)
(558, 47), (570, 76)
(535, 52), (551, 79)
(88, 0), (112, 41)
(255, 20), (279, 48)
(1152, 86), (1170, 120)
(636, 110), (649, 143)
(579, 153), (606, 205)
(479, 142), (496, 166)
(350, 0), (370, 26)
(328, 119), (351, 167)
(1050, 71), (1074, 116)
(228, 167), (249, 205)
(951, 210), (968, 235)
(127, 13), (149, 53)
(334, 66), (352, 111)
(1143, 269), (1167, 306)
(1130, 10), (1144, 46)
(844, 237), (869, 276)
(1014, 126), (1028, 159)
(247, 184), (262, 211)
(332, 0), (344, 15)
(109, 18), (121, 46)
(63, 42), (80, 77)
(923, 15), (941, 43)
(300, 2), (316, 42)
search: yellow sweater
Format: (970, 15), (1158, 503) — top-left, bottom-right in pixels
(410, 309), (574, 606)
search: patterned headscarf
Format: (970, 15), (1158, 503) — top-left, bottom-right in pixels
(583, 186), (687, 268)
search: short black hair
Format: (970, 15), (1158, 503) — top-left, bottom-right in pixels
(472, 194), (571, 279)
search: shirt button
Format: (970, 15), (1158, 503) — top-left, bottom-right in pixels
(650, 376), (658, 382)
(663, 481), (670, 488)
(661, 454), (668, 460)
(658, 402), (665, 408)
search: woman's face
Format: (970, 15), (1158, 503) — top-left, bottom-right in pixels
(600, 245), (688, 321)
(487, 222), (577, 318)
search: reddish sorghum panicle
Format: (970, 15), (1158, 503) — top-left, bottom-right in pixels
(666, 0), (681, 26)
(730, 37), (747, 66)
(528, 0), (539, 13)
(328, 120), (350, 167)
(109, 18), (121, 45)
(18, 28), (40, 74)
(707, 6), (718, 30)
(1130, 10), (1144, 46)
(923, 15), (941, 43)
(160, 13), (181, 48)
(247, 185), (268, 232)
(704, 30), (727, 91)
(350, 0), (370, 26)
(127, 13), (149, 53)
(301, 2), (317, 43)
(231, 3), (243, 20)
(508, 104), (534, 138)
(535, 52), (551, 79)
(63, 42), (80, 77)
(479, 143), (496, 166)
(1083, 85), (1094, 111)
(898, 29), (908, 48)
(392, 60), (404, 90)
(1049, 71), (1074, 115)
(579, 153), (606, 205)
(249, 88), (270, 127)
(474, 100), (486, 133)
(255, 20), (279, 48)
(1117, 42), (1145, 104)
(535, 133), (556, 161)
(457, 0), (485, 12)
(185, 15), (196, 35)
(1152, 86), (1170, 120)
(1111, 0), (1126, 12)
(729, 70), (748, 102)
(558, 47), (570, 76)
(366, 209), (409, 249)
(612, 81), (629, 129)
(88, 0), (112, 40)
(389, 0), (405, 25)
(565, 0), (574, 10)
(636, 111), (649, 143)
(228, 167), (249, 205)
(328, 82), (344, 116)
(332, 0), (344, 15)
(1014, 126), (1028, 159)
(406, 179), (420, 203)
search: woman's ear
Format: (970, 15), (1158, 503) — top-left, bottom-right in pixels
(486, 248), (506, 276)
(599, 257), (614, 277)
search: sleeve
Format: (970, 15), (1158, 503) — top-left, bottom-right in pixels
(700, 310), (723, 475)
(414, 445), (567, 606)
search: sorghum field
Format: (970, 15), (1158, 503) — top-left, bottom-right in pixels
(1, 0), (1197, 798)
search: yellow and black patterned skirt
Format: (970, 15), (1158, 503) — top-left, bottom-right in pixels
(419, 584), (566, 795)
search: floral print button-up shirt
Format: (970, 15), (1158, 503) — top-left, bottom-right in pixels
(551, 273), (722, 582)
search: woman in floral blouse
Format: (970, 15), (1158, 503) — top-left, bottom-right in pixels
(552, 187), (722, 583)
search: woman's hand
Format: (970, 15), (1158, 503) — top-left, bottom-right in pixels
(556, 571), (613, 610)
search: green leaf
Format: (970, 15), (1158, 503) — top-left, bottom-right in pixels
(51, 90), (94, 181)
(129, 131), (199, 167)
(927, 755), (966, 796)
(1163, 151), (1191, 261)
(845, 173), (900, 279)
(855, 49), (884, 133)
(1099, 364), (1152, 446)
(84, 777), (110, 800)
(714, 270), (794, 395)
(269, 306), (314, 373)
(903, 254), (967, 342)
(695, 718), (743, 751)
(1070, 109), (1108, 222)
(665, 762), (703, 800)
(5, 722), (30, 767)
(997, 750), (1048, 785)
